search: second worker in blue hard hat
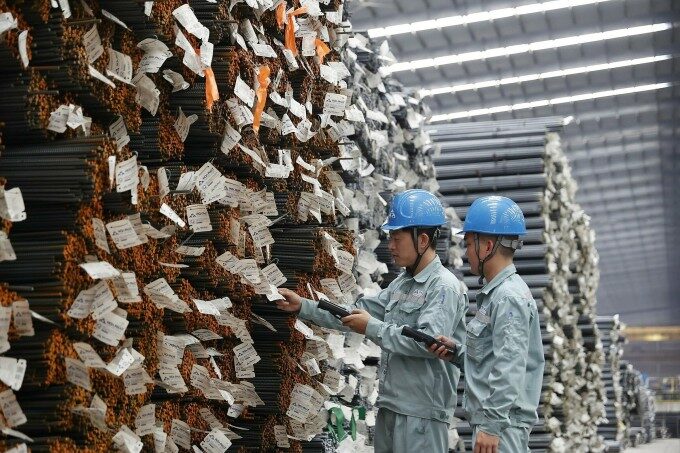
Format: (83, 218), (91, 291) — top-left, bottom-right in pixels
(275, 189), (468, 453)
(430, 196), (545, 453)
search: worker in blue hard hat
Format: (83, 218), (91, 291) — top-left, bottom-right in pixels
(276, 189), (468, 453)
(430, 196), (545, 453)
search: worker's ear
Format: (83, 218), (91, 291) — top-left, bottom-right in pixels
(418, 231), (430, 254)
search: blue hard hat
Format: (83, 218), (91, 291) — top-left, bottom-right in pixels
(382, 189), (446, 231)
(462, 196), (527, 236)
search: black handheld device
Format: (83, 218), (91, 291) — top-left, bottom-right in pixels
(401, 326), (457, 356)
(317, 299), (352, 319)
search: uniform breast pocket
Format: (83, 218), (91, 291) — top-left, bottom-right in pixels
(396, 301), (421, 326)
(466, 317), (491, 362)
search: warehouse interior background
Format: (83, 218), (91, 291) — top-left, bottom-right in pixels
(352, 0), (680, 375)
(0, 0), (679, 452)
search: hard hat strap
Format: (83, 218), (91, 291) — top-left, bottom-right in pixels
(475, 233), (503, 284)
(407, 227), (439, 276)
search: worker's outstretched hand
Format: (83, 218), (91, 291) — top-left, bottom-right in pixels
(275, 288), (302, 313)
(474, 430), (499, 453)
(341, 309), (370, 334)
(428, 335), (457, 361)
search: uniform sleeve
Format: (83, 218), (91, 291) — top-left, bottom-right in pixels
(478, 296), (532, 436)
(364, 284), (462, 359)
(297, 286), (391, 331)
(449, 291), (468, 367)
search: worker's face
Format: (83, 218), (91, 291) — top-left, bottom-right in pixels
(464, 233), (495, 275)
(388, 229), (419, 268)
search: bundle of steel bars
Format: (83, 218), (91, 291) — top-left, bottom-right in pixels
(0, 0), (452, 451)
(430, 118), (609, 452)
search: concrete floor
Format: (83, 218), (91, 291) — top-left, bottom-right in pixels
(625, 439), (680, 452)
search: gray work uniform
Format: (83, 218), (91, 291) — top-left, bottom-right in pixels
(298, 255), (467, 453)
(463, 264), (545, 452)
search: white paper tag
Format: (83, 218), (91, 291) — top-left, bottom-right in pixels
(171, 419), (192, 450)
(101, 9), (129, 29)
(138, 38), (173, 73)
(0, 389), (26, 427)
(174, 107), (199, 142)
(65, 357), (92, 391)
(106, 218), (144, 249)
(234, 76), (255, 107)
(220, 123), (241, 154)
(0, 358), (27, 391)
(73, 342), (106, 368)
(200, 428), (232, 453)
(106, 48), (133, 84)
(11, 300), (33, 337)
(93, 312), (129, 346)
(160, 203), (186, 228)
(82, 25), (103, 63)
(106, 348), (135, 376)
(323, 93), (347, 117)
(17, 30), (29, 68)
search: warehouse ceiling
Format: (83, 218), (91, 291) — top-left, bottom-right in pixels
(350, 0), (680, 326)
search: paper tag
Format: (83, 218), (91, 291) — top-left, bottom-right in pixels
(132, 72), (161, 115)
(67, 288), (94, 319)
(186, 204), (212, 232)
(73, 342), (106, 368)
(115, 156), (139, 193)
(335, 250), (354, 274)
(323, 93), (347, 117)
(0, 13), (17, 35)
(273, 425), (290, 448)
(101, 9), (129, 29)
(174, 107), (198, 142)
(248, 224), (275, 248)
(234, 76), (255, 107)
(83, 25), (103, 63)
(93, 312), (129, 346)
(221, 123), (242, 154)
(65, 357), (92, 391)
(0, 187), (26, 222)
(172, 4), (209, 41)
(250, 43), (277, 58)
(106, 48), (132, 84)
(0, 358), (26, 391)
(162, 69), (189, 92)
(106, 348), (135, 376)
(106, 218), (144, 249)
(90, 281), (117, 320)
(11, 301), (33, 337)
(200, 428), (232, 453)
(0, 389), (26, 427)
(112, 273), (142, 303)
(160, 204), (186, 228)
(233, 342), (260, 368)
(79, 261), (120, 280)
(171, 419), (192, 450)
(112, 426), (143, 453)
(138, 38), (173, 73)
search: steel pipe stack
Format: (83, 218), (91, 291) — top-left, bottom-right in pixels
(429, 118), (606, 452)
(0, 1), (455, 452)
(597, 315), (626, 451)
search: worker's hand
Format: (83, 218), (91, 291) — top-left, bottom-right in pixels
(341, 309), (371, 334)
(474, 430), (499, 453)
(275, 288), (302, 313)
(429, 335), (457, 361)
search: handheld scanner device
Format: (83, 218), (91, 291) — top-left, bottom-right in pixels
(401, 326), (457, 356)
(317, 299), (352, 319)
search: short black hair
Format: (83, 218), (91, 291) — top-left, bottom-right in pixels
(414, 227), (440, 250)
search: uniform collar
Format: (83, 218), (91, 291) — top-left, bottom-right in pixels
(480, 263), (517, 295)
(411, 254), (441, 283)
